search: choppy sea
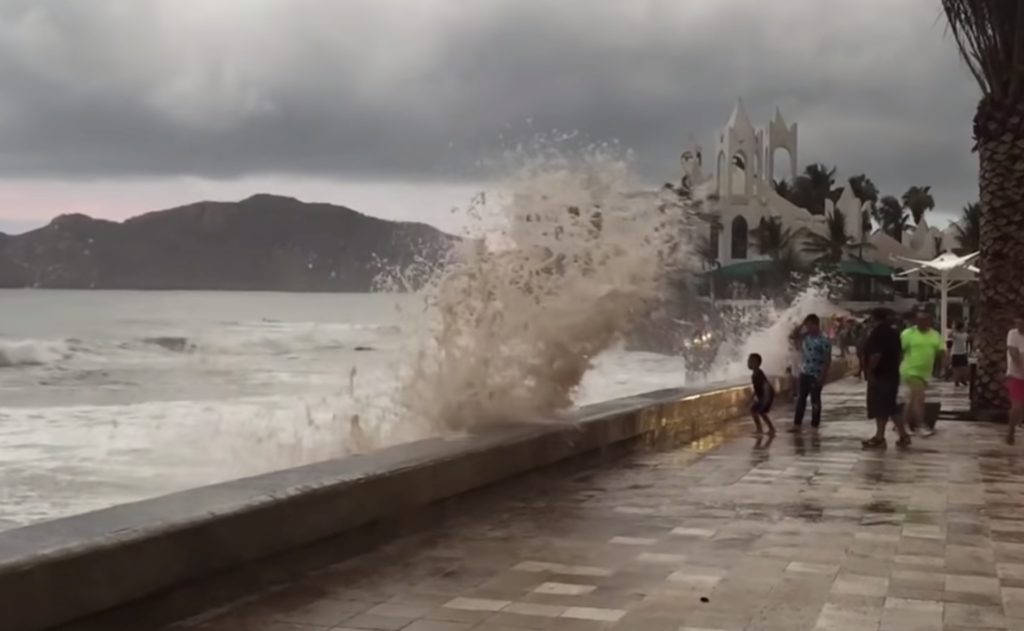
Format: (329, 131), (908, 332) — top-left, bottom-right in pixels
(0, 289), (690, 530)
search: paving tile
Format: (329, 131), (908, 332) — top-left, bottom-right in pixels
(946, 574), (1001, 595)
(558, 606), (625, 622)
(831, 575), (889, 597)
(270, 598), (363, 626)
(532, 583), (595, 596)
(444, 597), (511, 611)
(635, 552), (687, 565)
(787, 562), (840, 575)
(170, 379), (1024, 631)
(943, 602), (1007, 627)
(341, 613), (415, 630)
(401, 622), (472, 631)
(609, 536), (656, 546)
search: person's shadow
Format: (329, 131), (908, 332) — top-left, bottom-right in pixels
(792, 432), (822, 457)
(750, 434), (775, 466)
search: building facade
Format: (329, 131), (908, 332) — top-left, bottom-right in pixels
(684, 99), (966, 308)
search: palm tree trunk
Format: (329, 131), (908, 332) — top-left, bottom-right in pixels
(972, 99), (1024, 413)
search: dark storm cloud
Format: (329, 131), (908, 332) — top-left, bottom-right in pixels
(0, 0), (981, 210)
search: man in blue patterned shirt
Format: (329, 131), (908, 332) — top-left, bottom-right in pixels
(787, 313), (832, 433)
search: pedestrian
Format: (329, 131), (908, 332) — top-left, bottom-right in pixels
(948, 321), (971, 386)
(899, 311), (947, 437)
(861, 307), (910, 448)
(787, 314), (832, 433)
(747, 353), (776, 435)
(1005, 315), (1024, 443)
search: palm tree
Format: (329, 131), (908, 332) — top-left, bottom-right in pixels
(873, 195), (911, 241)
(749, 216), (807, 290)
(790, 163), (838, 215)
(847, 174), (880, 207)
(847, 174), (880, 237)
(941, 1), (1024, 412)
(953, 202), (981, 254)
(802, 207), (873, 266)
(901, 185), (936, 224)
(772, 179), (795, 202)
(694, 212), (722, 271)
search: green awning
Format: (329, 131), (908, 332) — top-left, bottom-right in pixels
(837, 260), (895, 277)
(700, 260), (772, 279)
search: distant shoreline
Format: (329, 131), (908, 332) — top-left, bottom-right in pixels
(0, 193), (456, 293)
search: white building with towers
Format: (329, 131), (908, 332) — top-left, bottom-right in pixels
(683, 99), (966, 306)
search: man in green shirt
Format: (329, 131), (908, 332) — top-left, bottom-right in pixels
(900, 311), (946, 437)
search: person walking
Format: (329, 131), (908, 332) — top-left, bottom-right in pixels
(948, 321), (971, 386)
(788, 314), (832, 433)
(861, 308), (910, 448)
(1005, 315), (1024, 443)
(900, 311), (946, 437)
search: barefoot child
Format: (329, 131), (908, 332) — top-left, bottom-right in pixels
(748, 353), (776, 435)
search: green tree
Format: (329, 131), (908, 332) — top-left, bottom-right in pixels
(872, 195), (911, 241)
(749, 216), (807, 290)
(941, 0), (1024, 411)
(901, 185), (936, 224)
(847, 174), (880, 236)
(772, 179), (795, 202)
(802, 208), (873, 266)
(953, 202), (981, 254)
(790, 163), (839, 215)
(847, 174), (880, 207)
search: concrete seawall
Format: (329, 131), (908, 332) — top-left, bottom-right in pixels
(0, 360), (854, 631)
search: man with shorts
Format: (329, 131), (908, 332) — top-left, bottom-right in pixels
(862, 307), (910, 448)
(900, 311), (946, 437)
(1006, 316), (1024, 443)
(788, 314), (832, 433)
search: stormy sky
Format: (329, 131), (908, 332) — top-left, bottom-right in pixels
(0, 0), (980, 234)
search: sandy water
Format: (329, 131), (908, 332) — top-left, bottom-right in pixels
(0, 289), (689, 529)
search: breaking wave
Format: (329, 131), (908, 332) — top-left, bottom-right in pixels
(0, 339), (76, 368)
(376, 144), (709, 432)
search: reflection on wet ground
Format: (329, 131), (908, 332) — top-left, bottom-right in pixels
(175, 378), (1024, 631)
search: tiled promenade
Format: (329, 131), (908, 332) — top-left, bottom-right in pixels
(175, 379), (1024, 631)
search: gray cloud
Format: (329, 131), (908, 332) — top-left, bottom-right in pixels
(0, 0), (982, 213)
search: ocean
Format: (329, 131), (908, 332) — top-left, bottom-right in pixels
(0, 289), (689, 530)
(0, 154), (840, 532)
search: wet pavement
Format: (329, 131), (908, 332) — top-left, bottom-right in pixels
(175, 378), (1024, 631)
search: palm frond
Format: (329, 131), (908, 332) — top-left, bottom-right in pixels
(941, 1), (1024, 101)
(954, 201), (981, 252)
(802, 208), (873, 265)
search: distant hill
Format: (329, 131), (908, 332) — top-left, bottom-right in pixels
(0, 194), (459, 291)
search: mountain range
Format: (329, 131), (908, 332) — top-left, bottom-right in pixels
(0, 194), (458, 291)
